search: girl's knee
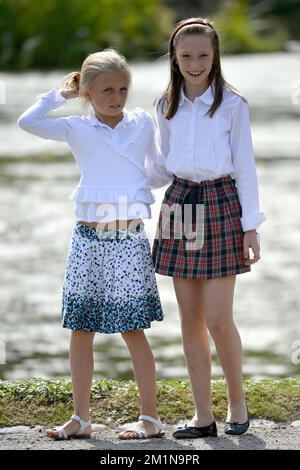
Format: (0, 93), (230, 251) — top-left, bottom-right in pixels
(207, 317), (234, 337)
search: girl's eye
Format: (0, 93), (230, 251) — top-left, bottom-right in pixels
(103, 88), (112, 92)
(120, 88), (128, 92)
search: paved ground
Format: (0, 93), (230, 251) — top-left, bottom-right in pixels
(1, 420), (300, 450)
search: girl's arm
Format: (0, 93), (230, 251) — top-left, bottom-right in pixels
(144, 105), (173, 189)
(154, 98), (171, 160)
(17, 88), (73, 142)
(230, 98), (266, 232)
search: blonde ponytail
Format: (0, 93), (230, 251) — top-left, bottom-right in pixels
(60, 72), (80, 91)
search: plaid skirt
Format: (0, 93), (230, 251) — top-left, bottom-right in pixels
(152, 174), (251, 280)
(61, 221), (164, 333)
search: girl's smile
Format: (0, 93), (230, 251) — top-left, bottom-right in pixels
(187, 70), (205, 77)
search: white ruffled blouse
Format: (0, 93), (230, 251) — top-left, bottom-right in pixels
(17, 88), (173, 222)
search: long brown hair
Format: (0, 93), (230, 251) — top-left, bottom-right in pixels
(158, 18), (238, 119)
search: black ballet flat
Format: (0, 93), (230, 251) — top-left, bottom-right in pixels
(224, 404), (250, 435)
(172, 421), (218, 439)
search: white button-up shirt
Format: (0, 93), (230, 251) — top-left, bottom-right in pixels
(17, 88), (171, 222)
(155, 85), (266, 231)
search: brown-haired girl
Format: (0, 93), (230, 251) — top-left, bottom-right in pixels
(152, 18), (266, 438)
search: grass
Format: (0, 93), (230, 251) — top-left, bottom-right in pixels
(0, 377), (300, 427)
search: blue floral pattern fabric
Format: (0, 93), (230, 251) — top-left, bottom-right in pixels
(61, 221), (164, 333)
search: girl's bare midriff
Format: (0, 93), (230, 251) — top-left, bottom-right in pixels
(78, 218), (142, 230)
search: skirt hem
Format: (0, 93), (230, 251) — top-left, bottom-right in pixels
(154, 266), (251, 280)
(61, 318), (163, 334)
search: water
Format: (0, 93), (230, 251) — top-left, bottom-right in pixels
(0, 52), (300, 381)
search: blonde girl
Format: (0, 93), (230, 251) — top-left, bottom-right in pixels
(152, 18), (266, 438)
(18, 49), (170, 441)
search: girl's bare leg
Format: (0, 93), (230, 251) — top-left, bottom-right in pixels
(119, 329), (160, 439)
(202, 275), (248, 422)
(45, 330), (94, 437)
(173, 278), (214, 427)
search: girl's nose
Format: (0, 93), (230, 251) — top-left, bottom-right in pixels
(112, 93), (122, 102)
(190, 59), (201, 68)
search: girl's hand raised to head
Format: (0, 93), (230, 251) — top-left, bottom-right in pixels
(60, 88), (80, 100)
(59, 72), (80, 100)
(243, 229), (261, 265)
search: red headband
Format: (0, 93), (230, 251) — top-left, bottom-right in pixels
(171, 19), (213, 47)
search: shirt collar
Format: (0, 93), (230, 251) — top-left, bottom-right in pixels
(87, 108), (135, 129)
(179, 84), (214, 106)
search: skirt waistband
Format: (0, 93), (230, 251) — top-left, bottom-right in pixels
(75, 221), (145, 241)
(173, 174), (235, 187)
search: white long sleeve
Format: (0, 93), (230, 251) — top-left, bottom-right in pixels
(230, 98), (266, 231)
(17, 88), (72, 142)
(145, 108), (174, 189)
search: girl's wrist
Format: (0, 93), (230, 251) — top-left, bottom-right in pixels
(60, 90), (68, 99)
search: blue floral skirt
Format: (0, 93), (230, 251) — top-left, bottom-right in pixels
(61, 221), (164, 333)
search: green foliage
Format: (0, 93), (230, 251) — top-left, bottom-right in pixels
(0, 0), (172, 70)
(0, 377), (73, 403)
(0, 0), (298, 70)
(0, 377), (299, 426)
(213, 0), (288, 53)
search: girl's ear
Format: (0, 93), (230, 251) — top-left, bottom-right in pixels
(83, 89), (91, 101)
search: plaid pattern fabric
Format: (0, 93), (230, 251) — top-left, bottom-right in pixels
(152, 174), (251, 279)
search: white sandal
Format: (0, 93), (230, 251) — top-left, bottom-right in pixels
(45, 414), (92, 440)
(119, 415), (165, 440)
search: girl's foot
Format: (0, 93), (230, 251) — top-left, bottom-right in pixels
(45, 415), (92, 440)
(173, 411), (217, 439)
(118, 415), (164, 440)
(226, 399), (248, 423)
(173, 420), (217, 439)
(187, 413), (215, 428)
(225, 400), (250, 435)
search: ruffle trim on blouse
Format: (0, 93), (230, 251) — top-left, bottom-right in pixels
(69, 185), (155, 205)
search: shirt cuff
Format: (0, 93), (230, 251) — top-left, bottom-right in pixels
(241, 212), (266, 232)
(35, 88), (67, 107)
